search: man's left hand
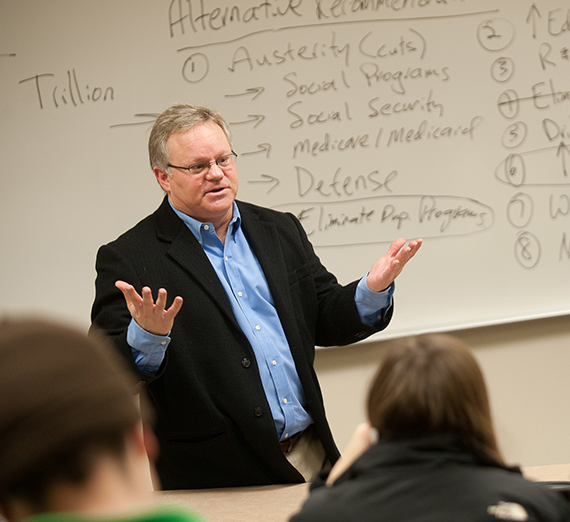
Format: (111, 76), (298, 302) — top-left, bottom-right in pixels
(366, 237), (422, 292)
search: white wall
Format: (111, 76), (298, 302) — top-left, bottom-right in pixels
(2, 1), (570, 339)
(315, 314), (570, 468)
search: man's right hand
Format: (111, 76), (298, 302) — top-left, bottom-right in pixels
(115, 281), (183, 336)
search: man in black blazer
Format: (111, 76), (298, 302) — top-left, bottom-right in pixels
(91, 104), (421, 490)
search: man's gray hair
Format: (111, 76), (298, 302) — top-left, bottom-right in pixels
(148, 104), (233, 174)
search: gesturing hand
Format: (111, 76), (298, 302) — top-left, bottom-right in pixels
(115, 281), (183, 336)
(366, 237), (423, 293)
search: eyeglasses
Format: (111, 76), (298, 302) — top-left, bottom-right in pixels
(168, 151), (238, 176)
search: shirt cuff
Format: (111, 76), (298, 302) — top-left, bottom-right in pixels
(355, 277), (394, 326)
(127, 319), (170, 375)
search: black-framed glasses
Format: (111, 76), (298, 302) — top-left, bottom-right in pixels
(168, 151), (238, 176)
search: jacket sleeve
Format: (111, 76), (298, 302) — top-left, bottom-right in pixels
(285, 211), (393, 347)
(90, 241), (166, 383)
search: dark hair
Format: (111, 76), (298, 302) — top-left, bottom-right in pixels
(367, 333), (504, 465)
(2, 430), (128, 511)
(0, 318), (141, 513)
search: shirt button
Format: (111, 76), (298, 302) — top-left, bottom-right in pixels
(225, 256), (228, 261)
(254, 407), (263, 417)
(283, 398), (288, 404)
(255, 325), (261, 331)
(272, 360), (277, 366)
(204, 225), (210, 231)
(241, 358), (251, 368)
(238, 291), (243, 297)
(161, 341), (167, 345)
(284, 433), (289, 439)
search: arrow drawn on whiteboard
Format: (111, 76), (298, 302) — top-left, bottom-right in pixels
(110, 113), (160, 129)
(230, 114), (265, 128)
(248, 174), (279, 193)
(241, 143), (271, 158)
(557, 141), (570, 176)
(225, 87), (264, 100)
(526, 4), (541, 39)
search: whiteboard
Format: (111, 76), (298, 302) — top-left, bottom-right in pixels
(1, 0), (569, 339)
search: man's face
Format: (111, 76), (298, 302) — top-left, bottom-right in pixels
(154, 121), (238, 229)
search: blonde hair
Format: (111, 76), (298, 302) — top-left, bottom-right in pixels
(148, 104), (233, 174)
(367, 333), (504, 465)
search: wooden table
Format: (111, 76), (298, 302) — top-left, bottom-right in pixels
(522, 463), (570, 482)
(157, 483), (309, 522)
(156, 464), (570, 522)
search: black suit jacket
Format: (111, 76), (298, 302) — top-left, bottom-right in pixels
(91, 196), (393, 489)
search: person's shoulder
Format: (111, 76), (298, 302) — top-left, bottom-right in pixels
(127, 505), (206, 522)
(111, 213), (156, 242)
(237, 200), (300, 229)
(237, 200), (288, 219)
(100, 198), (179, 249)
(469, 465), (570, 519)
(24, 505), (206, 522)
(289, 485), (350, 522)
(237, 201), (309, 246)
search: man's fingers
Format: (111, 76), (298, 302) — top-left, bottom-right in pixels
(115, 281), (182, 331)
(155, 288), (168, 310)
(402, 239), (422, 263)
(165, 296), (184, 320)
(386, 237), (406, 257)
(115, 281), (141, 307)
(395, 239), (423, 266)
(141, 286), (154, 307)
(115, 280), (132, 297)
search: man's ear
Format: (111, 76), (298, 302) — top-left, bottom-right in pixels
(0, 502), (8, 521)
(129, 422), (159, 465)
(153, 167), (170, 193)
(141, 423), (159, 465)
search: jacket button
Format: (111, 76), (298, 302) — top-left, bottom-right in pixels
(254, 407), (263, 417)
(241, 358), (251, 368)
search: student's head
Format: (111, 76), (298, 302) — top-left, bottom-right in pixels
(367, 333), (503, 464)
(0, 318), (148, 520)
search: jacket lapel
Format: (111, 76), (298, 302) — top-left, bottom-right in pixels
(153, 197), (239, 328)
(238, 202), (302, 352)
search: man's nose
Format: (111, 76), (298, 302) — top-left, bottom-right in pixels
(205, 162), (224, 179)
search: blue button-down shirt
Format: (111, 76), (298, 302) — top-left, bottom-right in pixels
(128, 201), (394, 440)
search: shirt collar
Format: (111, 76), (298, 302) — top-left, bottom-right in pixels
(168, 198), (241, 244)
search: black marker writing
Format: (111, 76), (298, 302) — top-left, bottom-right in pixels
(169, 0), (302, 37)
(19, 69), (114, 110)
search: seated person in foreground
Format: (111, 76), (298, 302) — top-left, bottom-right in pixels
(290, 333), (570, 522)
(0, 318), (204, 522)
